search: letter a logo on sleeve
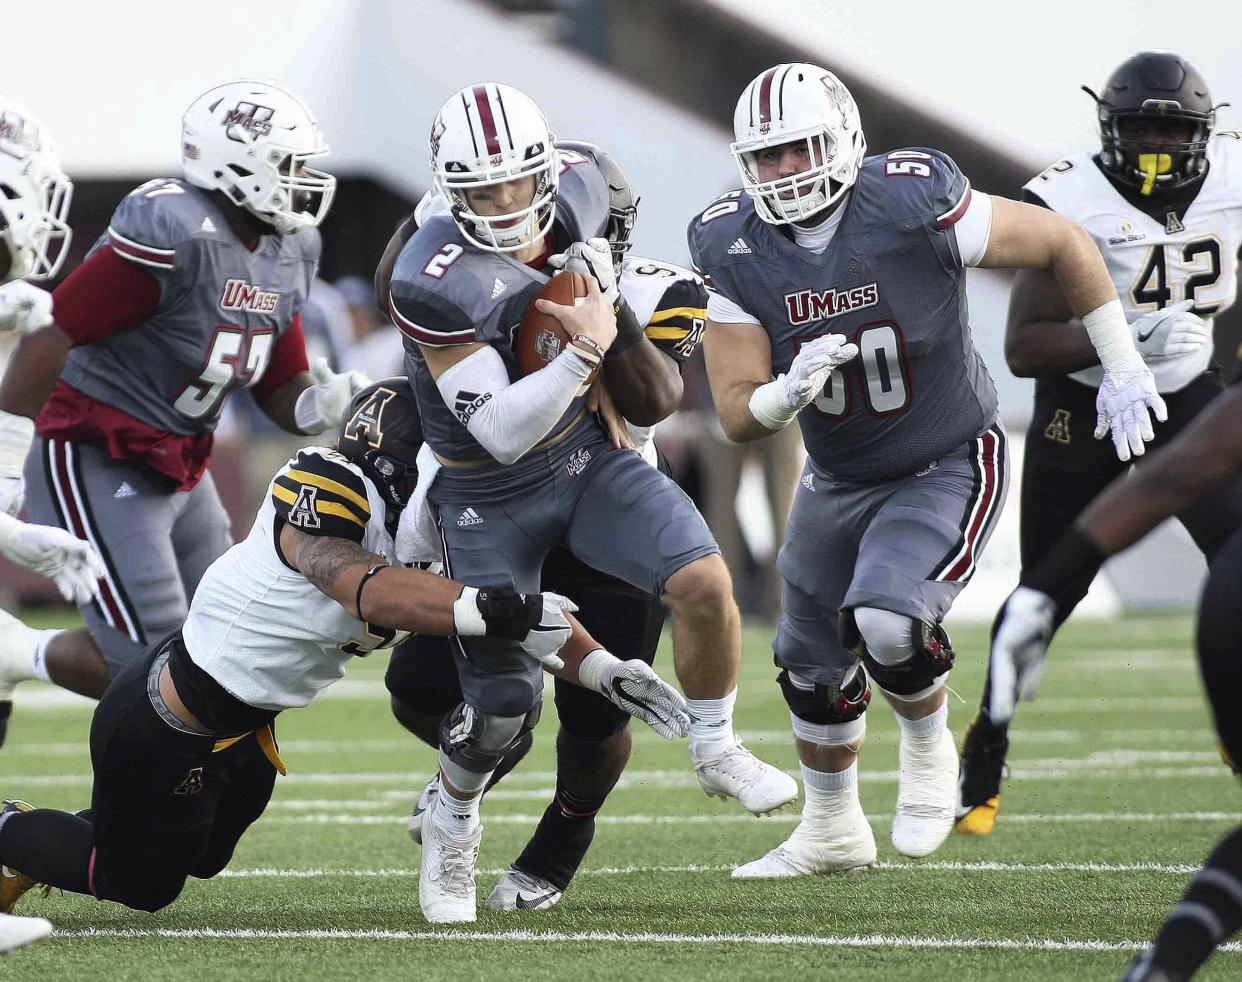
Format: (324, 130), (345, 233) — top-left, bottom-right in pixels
(289, 485), (322, 529)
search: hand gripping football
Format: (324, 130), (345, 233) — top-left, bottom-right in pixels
(514, 270), (595, 382)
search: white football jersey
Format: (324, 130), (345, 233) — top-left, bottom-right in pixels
(619, 255), (708, 462)
(183, 446), (407, 712)
(1026, 132), (1242, 393)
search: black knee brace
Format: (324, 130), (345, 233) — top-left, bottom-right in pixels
(775, 661), (871, 725)
(439, 700), (542, 775)
(842, 611), (954, 697)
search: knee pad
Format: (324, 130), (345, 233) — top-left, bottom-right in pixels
(554, 677), (630, 742)
(843, 609), (954, 699)
(439, 700), (541, 778)
(776, 661), (871, 726)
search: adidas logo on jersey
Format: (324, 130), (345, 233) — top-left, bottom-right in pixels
(785, 282), (879, 325)
(114, 481), (137, 499)
(457, 508), (483, 527)
(726, 237), (752, 255)
(200, 216), (217, 233)
(800, 473), (814, 491)
(491, 278), (507, 299)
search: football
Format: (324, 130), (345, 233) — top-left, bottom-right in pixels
(514, 270), (593, 379)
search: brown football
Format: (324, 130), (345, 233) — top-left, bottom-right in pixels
(514, 270), (593, 379)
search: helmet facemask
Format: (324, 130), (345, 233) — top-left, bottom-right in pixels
(433, 145), (559, 253)
(0, 155), (73, 281)
(1097, 104), (1213, 196)
(734, 127), (859, 224)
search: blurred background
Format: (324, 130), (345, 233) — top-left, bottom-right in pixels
(3, 0), (1239, 618)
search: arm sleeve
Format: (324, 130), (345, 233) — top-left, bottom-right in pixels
(434, 345), (594, 465)
(270, 448), (373, 544)
(251, 313), (310, 404)
(51, 245), (163, 344)
(645, 277), (709, 362)
(707, 291), (760, 325)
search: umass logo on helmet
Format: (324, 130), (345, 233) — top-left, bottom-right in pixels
(784, 281), (879, 325)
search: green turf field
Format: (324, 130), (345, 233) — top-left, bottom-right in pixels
(4, 609), (1238, 981)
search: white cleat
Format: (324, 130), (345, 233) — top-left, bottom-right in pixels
(892, 725), (958, 858)
(0, 912), (53, 954)
(407, 776), (439, 845)
(732, 801), (876, 878)
(0, 608), (37, 704)
(487, 868), (564, 912)
(419, 814), (481, 924)
(692, 736), (798, 815)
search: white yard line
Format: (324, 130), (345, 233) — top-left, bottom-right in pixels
(55, 926), (1242, 954)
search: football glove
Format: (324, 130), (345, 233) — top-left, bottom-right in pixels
(1132, 300), (1209, 361)
(986, 586), (1058, 725)
(0, 411), (34, 517)
(749, 334), (858, 430)
(294, 359), (372, 435)
(548, 237), (619, 307)
(1094, 363), (1166, 462)
(515, 592), (576, 670)
(0, 513), (104, 605)
(0, 281), (54, 335)
(575, 647), (690, 739)
(457, 587), (576, 671)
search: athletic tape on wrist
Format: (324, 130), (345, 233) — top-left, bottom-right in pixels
(1083, 299), (1143, 372)
(748, 377), (798, 431)
(577, 647), (618, 693)
(453, 586), (487, 636)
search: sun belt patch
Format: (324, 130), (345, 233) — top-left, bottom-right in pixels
(271, 449), (371, 543)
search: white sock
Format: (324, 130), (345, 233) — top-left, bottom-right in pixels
(31, 631), (59, 683)
(801, 762), (859, 825)
(687, 688), (737, 756)
(432, 787), (481, 840)
(896, 701), (948, 741)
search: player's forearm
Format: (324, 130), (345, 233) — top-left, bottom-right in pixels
(1047, 221), (1122, 321)
(543, 616), (605, 687)
(1078, 386), (1242, 554)
(1005, 321), (1100, 377)
(0, 325), (72, 418)
(716, 382), (781, 443)
(603, 342), (683, 426)
(258, 372), (315, 434)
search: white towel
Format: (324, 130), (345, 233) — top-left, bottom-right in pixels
(395, 442), (443, 565)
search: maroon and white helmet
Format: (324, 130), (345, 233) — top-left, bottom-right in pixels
(0, 99), (72, 281)
(731, 64), (866, 225)
(430, 83), (559, 252)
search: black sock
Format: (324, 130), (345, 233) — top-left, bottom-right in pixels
(512, 785), (607, 891)
(0, 808), (94, 895)
(1146, 825), (1242, 979)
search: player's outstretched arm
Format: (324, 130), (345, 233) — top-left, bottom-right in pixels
(982, 196), (1165, 462)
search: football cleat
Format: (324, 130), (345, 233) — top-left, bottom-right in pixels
(732, 799), (876, 878)
(419, 811), (480, 924)
(892, 724), (958, 858)
(692, 736), (798, 815)
(487, 868), (564, 912)
(0, 607), (39, 713)
(955, 714), (1010, 836)
(0, 801), (42, 914)
(0, 912), (53, 954)
(1118, 950), (1183, 982)
(407, 775), (439, 846)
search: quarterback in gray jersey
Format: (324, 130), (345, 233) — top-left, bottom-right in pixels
(0, 80), (370, 744)
(959, 53), (1242, 839)
(386, 83), (793, 922)
(692, 62), (1166, 878)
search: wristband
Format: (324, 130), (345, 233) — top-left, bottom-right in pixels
(0, 410), (34, 478)
(608, 297), (645, 356)
(354, 564), (388, 621)
(577, 647), (618, 694)
(747, 376), (798, 431)
(453, 586), (487, 636)
(1020, 525), (1107, 617)
(567, 335), (605, 388)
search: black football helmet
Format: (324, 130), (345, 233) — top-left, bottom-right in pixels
(1084, 51), (1224, 196)
(556, 140), (639, 275)
(336, 377), (423, 534)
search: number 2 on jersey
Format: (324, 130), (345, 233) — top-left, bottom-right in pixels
(803, 322), (910, 418)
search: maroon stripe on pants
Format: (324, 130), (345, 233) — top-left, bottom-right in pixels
(944, 429), (1000, 581)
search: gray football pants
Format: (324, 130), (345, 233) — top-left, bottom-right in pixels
(775, 423), (1008, 690)
(23, 437), (232, 675)
(432, 429), (719, 717)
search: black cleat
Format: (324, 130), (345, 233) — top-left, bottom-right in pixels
(955, 714), (1009, 836)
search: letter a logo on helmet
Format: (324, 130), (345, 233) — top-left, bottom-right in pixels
(731, 64), (867, 225)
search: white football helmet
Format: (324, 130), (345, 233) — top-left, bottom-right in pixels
(180, 79), (335, 235)
(0, 99), (73, 281)
(430, 83), (559, 252)
(731, 64), (867, 225)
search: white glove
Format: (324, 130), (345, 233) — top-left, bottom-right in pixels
(1132, 300), (1210, 361)
(0, 281), (54, 335)
(548, 237), (619, 306)
(0, 513), (105, 605)
(986, 586), (1058, 725)
(1094, 363), (1167, 462)
(748, 334), (859, 430)
(576, 650), (690, 740)
(0, 411), (34, 517)
(517, 592), (577, 671)
(293, 359), (371, 434)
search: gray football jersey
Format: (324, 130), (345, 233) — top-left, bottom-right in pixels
(388, 153), (610, 465)
(61, 179), (319, 434)
(688, 149), (998, 484)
